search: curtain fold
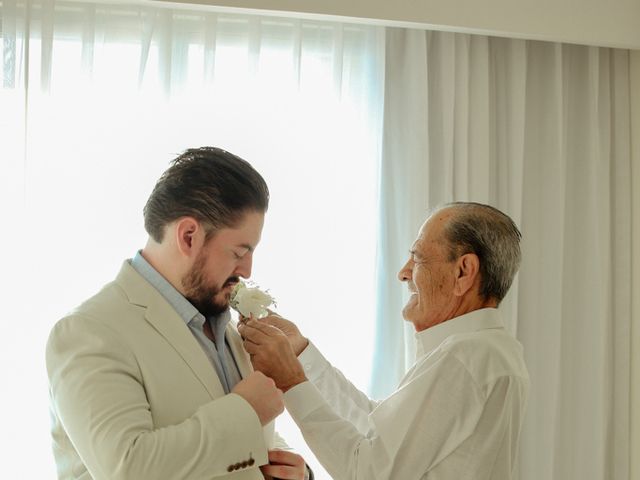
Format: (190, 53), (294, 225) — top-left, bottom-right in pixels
(630, 48), (640, 480)
(376, 27), (633, 479)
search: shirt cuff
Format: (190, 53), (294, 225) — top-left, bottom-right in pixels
(283, 381), (327, 421)
(297, 341), (331, 383)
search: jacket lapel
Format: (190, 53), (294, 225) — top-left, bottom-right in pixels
(116, 261), (225, 400)
(226, 320), (253, 379)
(225, 319), (276, 448)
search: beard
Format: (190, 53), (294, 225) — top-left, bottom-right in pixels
(182, 249), (239, 318)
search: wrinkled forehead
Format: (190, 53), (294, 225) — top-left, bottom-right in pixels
(411, 209), (453, 252)
(421, 208), (453, 238)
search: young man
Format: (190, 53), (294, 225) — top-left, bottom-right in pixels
(46, 147), (309, 480)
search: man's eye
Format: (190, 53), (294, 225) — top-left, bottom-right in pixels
(233, 252), (243, 259)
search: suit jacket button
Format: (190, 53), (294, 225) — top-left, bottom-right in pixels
(248, 458), (255, 466)
(227, 465), (234, 472)
(235, 462), (242, 469)
(241, 460), (248, 468)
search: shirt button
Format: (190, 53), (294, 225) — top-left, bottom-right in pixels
(304, 363), (312, 371)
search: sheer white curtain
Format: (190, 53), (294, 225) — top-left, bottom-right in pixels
(0, 2), (384, 478)
(375, 28), (634, 479)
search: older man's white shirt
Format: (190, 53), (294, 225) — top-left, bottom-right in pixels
(284, 308), (530, 480)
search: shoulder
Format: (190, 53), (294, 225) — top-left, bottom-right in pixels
(47, 279), (141, 352)
(439, 328), (529, 389)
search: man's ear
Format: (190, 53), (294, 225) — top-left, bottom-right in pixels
(453, 253), (480, 297)
(175, 217), (204, 257)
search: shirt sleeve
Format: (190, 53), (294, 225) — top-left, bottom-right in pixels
(284, 352), (488, 480)
(298, 342), (379, 434)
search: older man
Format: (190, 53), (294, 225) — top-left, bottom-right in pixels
(239, 202), (530, 480)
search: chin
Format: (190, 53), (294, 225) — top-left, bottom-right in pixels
(216, 299), (230, 310)
(402, 303), (416, 318)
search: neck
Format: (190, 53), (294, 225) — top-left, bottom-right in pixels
(141, 241), (188, 296)
(415, 295), (497, 332)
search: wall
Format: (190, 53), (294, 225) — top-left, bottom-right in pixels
(153, 0), (640, 49)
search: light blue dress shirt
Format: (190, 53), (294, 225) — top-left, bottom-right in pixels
(130, 251), (242, 393)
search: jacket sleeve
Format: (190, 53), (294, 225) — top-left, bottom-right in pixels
(46, 315), (268, 480)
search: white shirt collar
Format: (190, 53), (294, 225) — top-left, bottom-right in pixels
(415, 308), (505, 358)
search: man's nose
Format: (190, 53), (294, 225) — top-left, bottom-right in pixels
(398, 259), (412, 282)
(236, 253), (253, 279)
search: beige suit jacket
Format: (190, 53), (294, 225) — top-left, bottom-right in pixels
(46, 261), (280, 480)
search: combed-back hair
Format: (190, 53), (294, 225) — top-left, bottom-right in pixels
(439, 202), (522, 304)
(143, 147), (269, 242)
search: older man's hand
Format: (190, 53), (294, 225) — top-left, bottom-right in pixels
(264, 312), (309, 355)
(238, 318), (307, 392)
(240, 312), (309, 356)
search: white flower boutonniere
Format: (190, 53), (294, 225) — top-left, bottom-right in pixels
(230, 281), (275, 319)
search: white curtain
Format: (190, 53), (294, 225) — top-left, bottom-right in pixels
(0, 2), (384, 478)
(3, 1), (638, 478)
(632, 50), (640, 480)
(375, 28), (634, 479)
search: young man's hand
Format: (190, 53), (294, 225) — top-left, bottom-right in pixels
(260, 449), (307, 480)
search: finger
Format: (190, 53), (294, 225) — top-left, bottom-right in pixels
(245, 318), (283, 337)
(237, 322), (253, 342)
(260, 464), (304, 480)
(237, 322), (246, 336)
(239, 322), (273, 343)
(267, 449), (304, 466)
(242, 339), (260, 355)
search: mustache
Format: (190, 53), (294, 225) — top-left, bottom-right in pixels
(224, 276), (240, 287)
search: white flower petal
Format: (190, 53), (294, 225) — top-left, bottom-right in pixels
(230, 281), (274, 318)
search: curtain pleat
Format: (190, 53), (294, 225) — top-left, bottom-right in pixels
(247, 16), (260, 78)
(203, 13), (217, 84)
(609, 49), (632, 480)
(332, 23), (343, 97)
(40, 0), (53, 91)
(157, 10), (172, 96)
(80, 3), (94, 78)
(138, 8), (154, 87)
(2, 0), (16, 88)
(291, 18), (301, 87)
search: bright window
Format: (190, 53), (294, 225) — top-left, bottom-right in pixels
(0, 3), (384, 478)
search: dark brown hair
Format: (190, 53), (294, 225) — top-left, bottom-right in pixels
(143, 147), (269, 242)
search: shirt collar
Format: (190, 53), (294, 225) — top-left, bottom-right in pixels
(130, 250), (231, 329)
(414, 308), (505, 358)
